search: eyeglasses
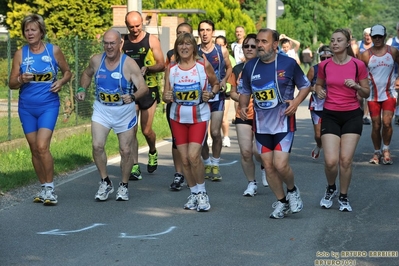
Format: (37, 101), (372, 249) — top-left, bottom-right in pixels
(103, 41), (118, 47)
(243, 44), (256, 49)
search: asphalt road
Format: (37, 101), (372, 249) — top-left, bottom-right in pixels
(1, 100), (398, 266)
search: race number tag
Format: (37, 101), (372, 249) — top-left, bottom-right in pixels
(253, 80), (282, 109)
(173, 82), (202, 106)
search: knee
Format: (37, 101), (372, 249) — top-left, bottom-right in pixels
(92, 143), (105, 153)
(241, 149), (253, 161)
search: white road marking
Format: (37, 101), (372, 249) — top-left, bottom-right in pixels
(119, 226), (177, 239)
(37, 223), (106, 236)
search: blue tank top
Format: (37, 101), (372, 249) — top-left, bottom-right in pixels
(19, 43), (59, 108)
(390, 38), (399, 74)
(198, 44), (226, 81)
(95, 53), (133, 106)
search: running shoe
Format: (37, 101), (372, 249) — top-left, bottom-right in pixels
(95, 181), (114, 201)
(270, 201), (290, 219)
(169, 173), (185, 191)
(211, 166), (222, 181)
(116, 183), (129, 201)
(222, 136), (231, 147)
(33, 187), (46, 203)
(338, 197), (352, 212)
(382, 149), (393, 165)
(243, 181), (257, 197)
(261, 168), (268, 187)
(363, 117), (371, 125)
(196, 192), (211, 212)
(207, 137), (212, 146)
(43, 187), (58, 205)
(184, 193), (198, 210)
(369, 152), (381, 165)
(204, 165), (212, 179)
(311, 146), (321, 159)
(320, 186), (338, 209)
(147, 151), (158, 173)
(286, 186), (303, 213)
(130, 164), (142, 180)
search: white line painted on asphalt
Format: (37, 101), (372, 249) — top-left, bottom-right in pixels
(37, 223), (106, 236)
(119, 226), (177, 239)
(219, 160), (238, 166)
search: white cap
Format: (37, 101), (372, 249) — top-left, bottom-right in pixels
(370, 25), (386, 37)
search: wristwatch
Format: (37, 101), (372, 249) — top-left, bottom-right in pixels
(210, 91), (216, 99)
(131, 94), (136, 102)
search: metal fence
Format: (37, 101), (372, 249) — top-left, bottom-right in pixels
(0, 35), (114, 143)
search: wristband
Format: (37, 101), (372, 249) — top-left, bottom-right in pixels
(77, 87), (86, 93)
(17, 75), (23, 84)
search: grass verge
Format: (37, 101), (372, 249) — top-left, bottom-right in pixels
(0, 104), (170, 193)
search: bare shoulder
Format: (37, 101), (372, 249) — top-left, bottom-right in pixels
(149, 33), (161, 47)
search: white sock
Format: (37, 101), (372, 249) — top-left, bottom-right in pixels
(45, 182), (54, 189)
(203, 158), (211, 166)
(382, 145), (389, 151)
(211, 156), (220, 166)
(197, 182), (206, 193)
(190, 185), (199, 194)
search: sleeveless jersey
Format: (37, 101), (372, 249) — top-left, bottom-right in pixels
(122, 32), (158, 88)
(241, 55), (310, 134)
(358, 40), (373, 54)
(367, 46), (398, 102)
(230, 63), (254, 119)
(387, 37), (399, 75)
(308, 64), (325, 111)
(95, 53), (133, 106)
(198, 44), (226, 102)
(19, 43), (59, 108)
(168, 60), (210, 124)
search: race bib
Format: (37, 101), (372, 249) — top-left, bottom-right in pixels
(173, 82), (202, 106)
(97, 87), (123, 105)
(253, 80), (282, 109)
(31, 71), (53, 82)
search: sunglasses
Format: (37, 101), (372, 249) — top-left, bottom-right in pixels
(320, 57), (331, 61)
(243, 44), (256, 49)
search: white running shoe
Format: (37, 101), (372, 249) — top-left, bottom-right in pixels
(338, 197), (353, 212)
(33, 187), (46, 203)
(286, 186), (303, 213)
(184, 193), (198, 210)
(116, 183), (129, 201)
(43, 187), (58, 205)
(311, 146), (321, 159)
(320, 187), (337, 209)
(270, 201), (290, 219)
(243, 181), (257, 197)
(95, 181), (114, 201)
(196, 192), (211, 212)
(222, 136), (231, 147)
(261, 168), (268, 187)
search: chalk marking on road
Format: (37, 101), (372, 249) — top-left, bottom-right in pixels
(37, 223), (106, 236)
(219, 160), (238, 166)
(119, 226), (177, 240)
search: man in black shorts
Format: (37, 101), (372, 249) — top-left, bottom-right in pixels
(123, 11), (165, 179)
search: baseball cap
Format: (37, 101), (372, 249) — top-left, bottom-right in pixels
(370, 24), (386, 36)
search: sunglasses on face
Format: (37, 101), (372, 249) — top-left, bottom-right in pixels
(243, 44), (256, 49)
(320, 56), (331, 61)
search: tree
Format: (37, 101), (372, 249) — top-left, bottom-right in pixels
(6, 0), (124, 40)
(160, 0), (256, 43)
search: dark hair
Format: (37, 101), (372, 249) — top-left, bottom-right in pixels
(332, 28), (354, 57)
(280, 38), (290, 46)
(176, 22), (193, 34)
(215, 35), (227, 46)
(243, 33), (257, 45)
(21, 14), (46, 40)
(174, 33), (199, 63)
(258, 28), (279, 42)
(198, 20), (215, 32)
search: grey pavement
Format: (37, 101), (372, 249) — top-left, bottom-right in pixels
(0, 99), (398, 266)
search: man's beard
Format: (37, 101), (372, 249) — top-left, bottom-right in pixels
(258, 47), (275, 62)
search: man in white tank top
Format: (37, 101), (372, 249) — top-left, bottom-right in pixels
(359, 24), (399, 165)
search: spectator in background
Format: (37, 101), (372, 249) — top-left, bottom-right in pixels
(9, 14), (72, 205)
(279, 34), (301, 64)
(231, 26), (246, 65)
(301, 45), (313, 72)
(386, 22), (399, 125)
(215, 35), (236, 148)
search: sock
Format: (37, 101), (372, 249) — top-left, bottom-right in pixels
(382, 145), (389, 151)
(339, 193), (347, 200)
(279, 197), (288, 204)
(45, 182), (54, 189)
(102, 176), (111, 186)
(211, 156), (220, 166)
(149, 149), (157, 155)
(190, 185), (199, 194)
(287, 186), (297, 193)
(122, 182), (128, 188)
(374, 149), (381, 154)
(203, 158), (211, 166)
(328, 184), (336, 191)
(197, 182), (206, 194)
